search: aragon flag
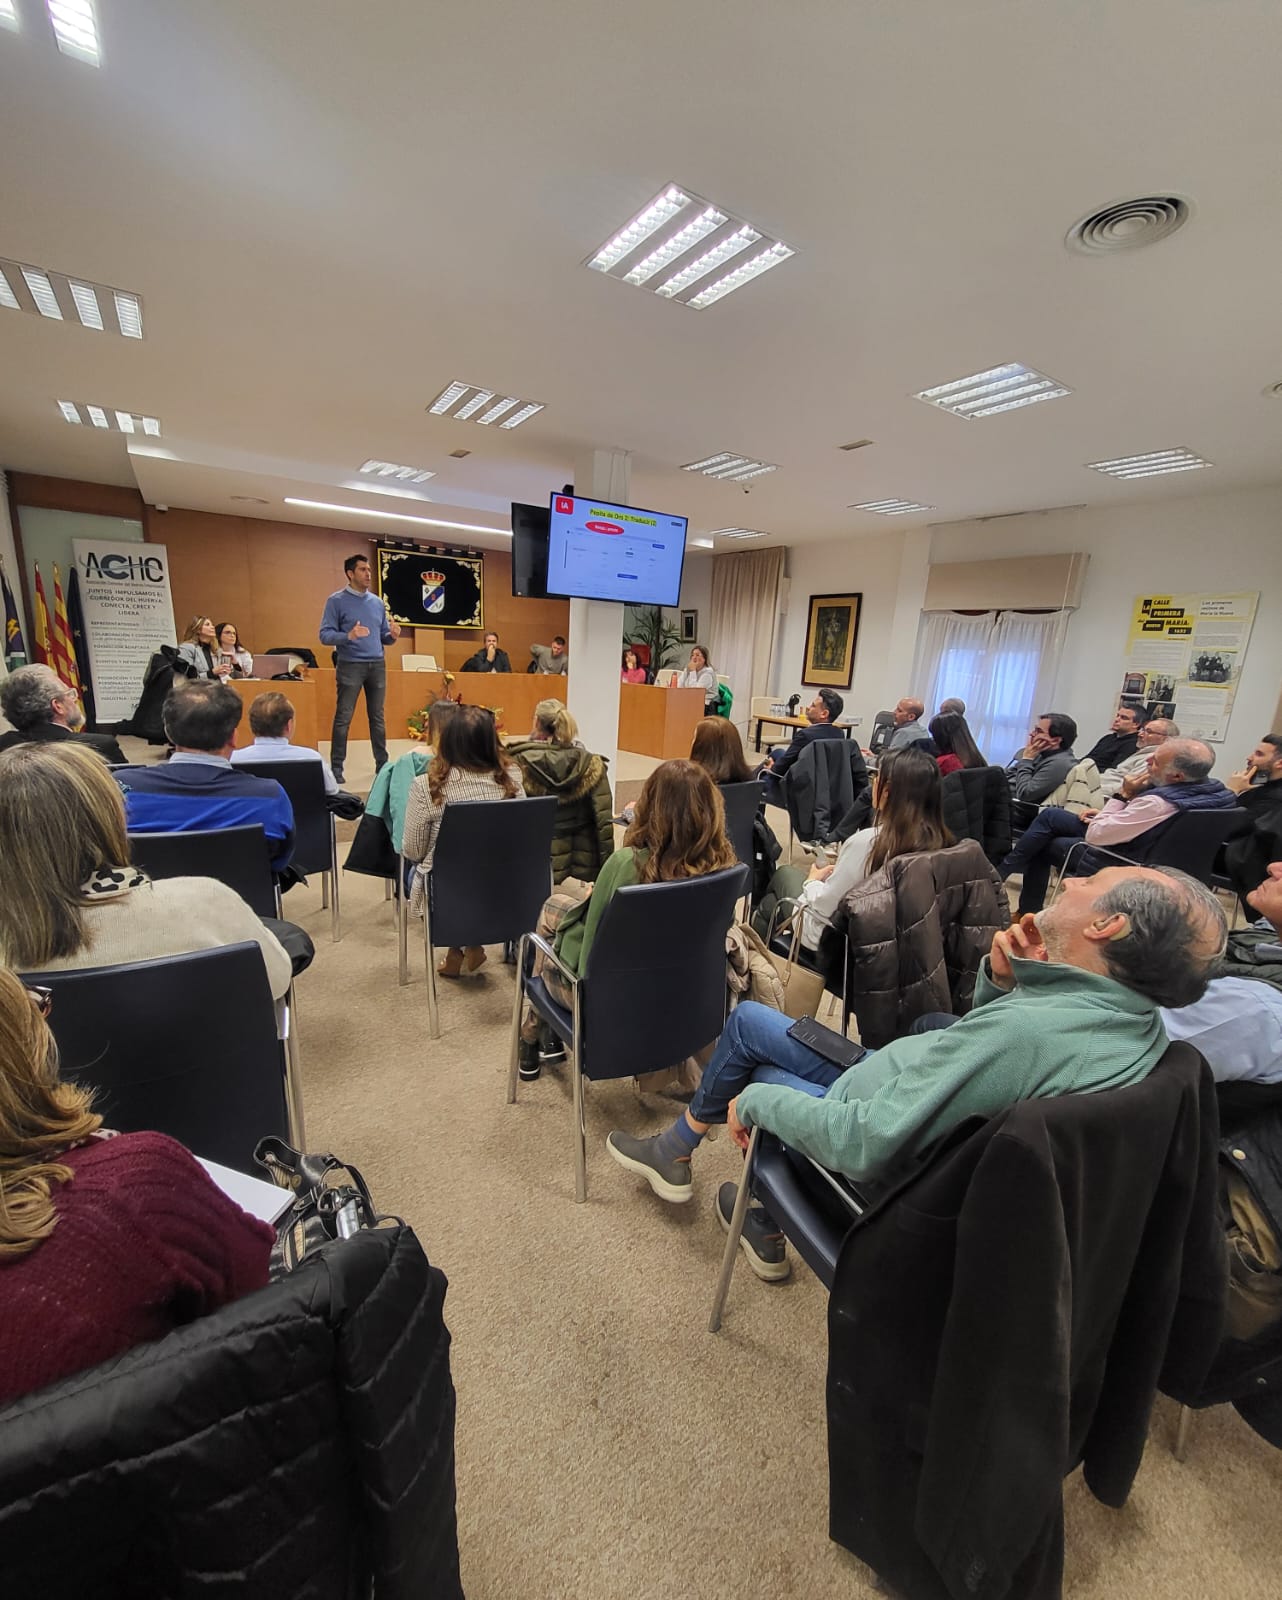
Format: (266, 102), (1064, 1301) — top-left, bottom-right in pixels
(1, 556), (27, 671)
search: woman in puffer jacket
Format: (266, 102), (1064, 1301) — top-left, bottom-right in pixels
(507, 700), (614, 884)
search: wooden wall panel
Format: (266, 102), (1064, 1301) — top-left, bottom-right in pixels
(152, 508), (569, 667)
(7, 472), (145, 519)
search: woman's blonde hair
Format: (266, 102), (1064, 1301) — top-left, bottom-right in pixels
(181, 615), (213, 644)
(427, 705), (521, 804)
(0, 743), (132, 969)
(533, 698), (578, 746)
(623, 759), (737, 884)
(0, 967), (101, 1257)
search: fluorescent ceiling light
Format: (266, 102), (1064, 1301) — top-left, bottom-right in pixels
(359, 458), (435, 484)
(686, 243), (795, 309)
(58, 401), (159, 434)
(588, 186), (690, 273)
(428, 380), (544, 429)
(86, 405), (109, 428)
(0, 257), (144, 336)
(48, 0), (100, 65)
(113, 292), (143, 338)
(141, 416), (160, 436)
(710, 528), (767, 540)
(683, 453), (778, 482)
(0, 268), (18, 309)
(68, 281), (103, 329)
(588, 182), (794, 309)
(114, 411), (135, 433)
(58, 400), (82, 423)
(22, 267), (62, 319)
(1085, 448), (1212, 481)
(283, 498), (509, 537)
(914, 362), (1071, 419)
(0, 1), (18, 32)
(849, 498), (935, 516)
(690, 538), (715, 549)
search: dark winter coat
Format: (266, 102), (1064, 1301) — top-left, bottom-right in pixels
(820, 838), (1007, 1046)
(0, 1225), (463, 1600)
(1224, 778), (1282, 905)
(508, 739), (614, 884)
(783, 738), (870, 844)
(940, 764), (1013, 866)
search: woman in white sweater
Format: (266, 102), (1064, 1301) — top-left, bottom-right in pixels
(0, 742), (292, 999)
(676, 645), (718, 708)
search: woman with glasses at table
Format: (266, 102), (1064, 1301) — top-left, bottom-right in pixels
(0, 965), (274, 1406)
(0, 741), (293, 1000)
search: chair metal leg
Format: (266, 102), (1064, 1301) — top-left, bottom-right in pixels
(572, 988), (587, 1202)
(397, 865), (409, 986)
(507, 936), (526, 1104)
(425, 900), (440, 1040)
(709, 1126), (759, 1332)
(321, 874), (329, 911)
(282, 985), (307, 1148)
(328, 822), (341, 942)
(384, 878), (393, 901)
(1173, 1403), (1194, 1462)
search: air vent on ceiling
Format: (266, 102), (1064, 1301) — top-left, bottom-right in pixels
(1265, 382), (1282, 399)
(1066, 196), (1191, 255)
(838, 438), (874, 452)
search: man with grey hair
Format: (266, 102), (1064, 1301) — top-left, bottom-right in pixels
(937, 696), (966, 717)
(1000, 735), (1235, 915)
(1098, 715), (1179, 798)
(0, 664), (125, 763)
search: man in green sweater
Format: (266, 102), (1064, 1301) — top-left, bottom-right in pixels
(607, 864), (1226, 1280)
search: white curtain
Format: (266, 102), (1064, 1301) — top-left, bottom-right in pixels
(708, 546), (785, 733)
(911, 609), (1071, 764)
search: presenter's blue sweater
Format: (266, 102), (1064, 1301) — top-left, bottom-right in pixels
(319, 587), (395, 663)
(116, 759), (295, 871)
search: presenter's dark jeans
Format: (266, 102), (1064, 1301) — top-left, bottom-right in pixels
(331, 659), (388, 776)
(998, 805), (1086, 914)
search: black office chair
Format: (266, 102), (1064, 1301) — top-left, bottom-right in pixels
(236, 761), (340, 941)
(507, 864), (750, 1201)
(720, 778), (763, 913)
(264, 645), (319, 667)
(409, 797), (558, 1039)
(130, 824), (279, 918)
(1052, 807), (1249, 897)
(867, 711), (896, 759)
(21, 945), (294, 1174)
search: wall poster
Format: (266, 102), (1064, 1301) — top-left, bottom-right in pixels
(1120, 592), (1259, 742)
(72, 538), (176, 722)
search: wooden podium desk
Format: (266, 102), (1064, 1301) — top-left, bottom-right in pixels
(618, 682), (705, 760)
(309, 667), (559, 743)
(225, 677), (318, 750)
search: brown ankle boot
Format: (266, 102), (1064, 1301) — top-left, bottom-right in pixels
(437, 947), (465, 979)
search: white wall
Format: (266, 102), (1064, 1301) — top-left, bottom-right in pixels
(927, 486), (1282, 752)
(666, 553), (713, 652)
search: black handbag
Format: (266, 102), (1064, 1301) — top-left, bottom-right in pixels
(254, 1136), (399, 1276)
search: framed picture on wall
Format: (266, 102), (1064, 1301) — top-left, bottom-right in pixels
(801, 592), (861, 689)
(376, 546), (484, 628)
(680, 609), (698, 643)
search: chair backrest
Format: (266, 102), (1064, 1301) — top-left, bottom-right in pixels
(749, 696), (776, 719)
(130, 824), (278, 918)
(22, 944), (287, 1173)
(264, 645), (319, 667)
(1044, 755), (1102, 815)
(941, 765), (1014, 866)
(579, 865), (750, 1079)
(427, 796), (558, 947)
(402, 654), (439, 672)
(868, 711), (896, 755)
(234, 760), (332, 875)
(1108, 806), (1249, 882)
(719, 779), (763, 869)
(654, 668), (678, 688)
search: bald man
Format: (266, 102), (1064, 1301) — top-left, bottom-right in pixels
(888, 696), (930, 751)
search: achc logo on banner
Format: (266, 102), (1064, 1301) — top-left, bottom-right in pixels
(81, 550), (168, 583)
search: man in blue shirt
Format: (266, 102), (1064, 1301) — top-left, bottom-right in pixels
(115, 681), (295, 872)
(318, 553), (401, 783)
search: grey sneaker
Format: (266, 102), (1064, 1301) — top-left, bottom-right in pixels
(716, 1182), (790, 1282)
(605, 1131), (693, 1204)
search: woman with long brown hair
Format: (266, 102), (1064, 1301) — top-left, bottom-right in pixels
(689, 716), (753, 785)
(517, 758), (737, 1078)
(0, 966), (273, 1405)
(175, 616), (230, 680)
(928, 711), (986, 775)
(402, 704), (525, 976)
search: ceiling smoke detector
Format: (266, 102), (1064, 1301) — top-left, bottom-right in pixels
(1066, 196), (1191, 256)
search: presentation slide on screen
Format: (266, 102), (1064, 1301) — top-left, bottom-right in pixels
(547, 495), (686, 606)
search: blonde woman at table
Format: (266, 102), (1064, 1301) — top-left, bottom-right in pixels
(676, 644), (718, 709)
(175, 616), (229, 680)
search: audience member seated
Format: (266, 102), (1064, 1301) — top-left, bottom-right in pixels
(174, 615), (231, 680)
(1084, 703), (1144, 773)
(517, 759), (737, 1080)
(507, 699), (613, 885)
(0, 966), (273, 1407)
(1162, 859), (1282, 1084)
(621, 648), (647, 685)
(114, 681), (295, 873)
(937, 696), (966, 717)
(530, 636), (568, 675)
(689, 716), (780, 900)
(885, 696), (930, 751)
(927, 711), (986, 776)
(213, 621), (254, 678)
(1000, 738), (1235, 915)
(1099, 714), (1177, 797)
(762, 687), (845, 801)
(606, 866), (1225, 1278)
(354, 701), (457, 875)
(402, 704), (525, 977)
(676, 644), (718, 709)
(0, 742), (294, 1000)
(1007, 712), (1080, 803)
(0, 664), (126, 764)
(1223, 733), (1282, 904)
(461, 631), (511, 673)
(230, 689), (362, 818)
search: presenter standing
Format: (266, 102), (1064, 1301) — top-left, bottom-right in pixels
(319, 553), (400, 783)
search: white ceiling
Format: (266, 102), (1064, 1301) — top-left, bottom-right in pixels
(1, 0), (1280, 552)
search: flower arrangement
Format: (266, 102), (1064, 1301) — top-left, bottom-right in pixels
(407, 674), (504, 738)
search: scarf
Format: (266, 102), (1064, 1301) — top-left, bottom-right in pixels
(80, 864), (148, 899)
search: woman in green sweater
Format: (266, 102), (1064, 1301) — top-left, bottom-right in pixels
(518, 759), (738, 1079)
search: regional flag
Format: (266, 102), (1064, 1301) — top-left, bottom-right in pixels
(51, 564), (81, 692)
(1, 557), (27, 671)
(32, 564), (53, 666)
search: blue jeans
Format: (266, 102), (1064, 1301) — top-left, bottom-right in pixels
(999, 805), (1085, 914)
(688, 1002), (845, 1124)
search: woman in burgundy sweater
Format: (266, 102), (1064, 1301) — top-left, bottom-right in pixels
(0, 968), (274, 1407)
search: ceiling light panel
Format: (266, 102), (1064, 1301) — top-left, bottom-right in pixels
(427, 381), (544, 429)
(0, 257), (144, 336)
(683, 453), (779, 483)
(359, 459), (435, 483)
(48, 0), (101, 65)
(586, 183), (794, 309)
(283, 498), (508, 537)
(711, 528), (767, 540)
(914, 362), (1071, 419)
(849, 499), (936, 516)
(57, 401), (160, 434)
(1085, 448), (1212, 480)
(0, 1), (17, 30)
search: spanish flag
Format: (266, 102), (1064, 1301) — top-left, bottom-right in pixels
(51, 564), (82, 692)
(32, 564), (53, 667)
(1, 556), (26, 671)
